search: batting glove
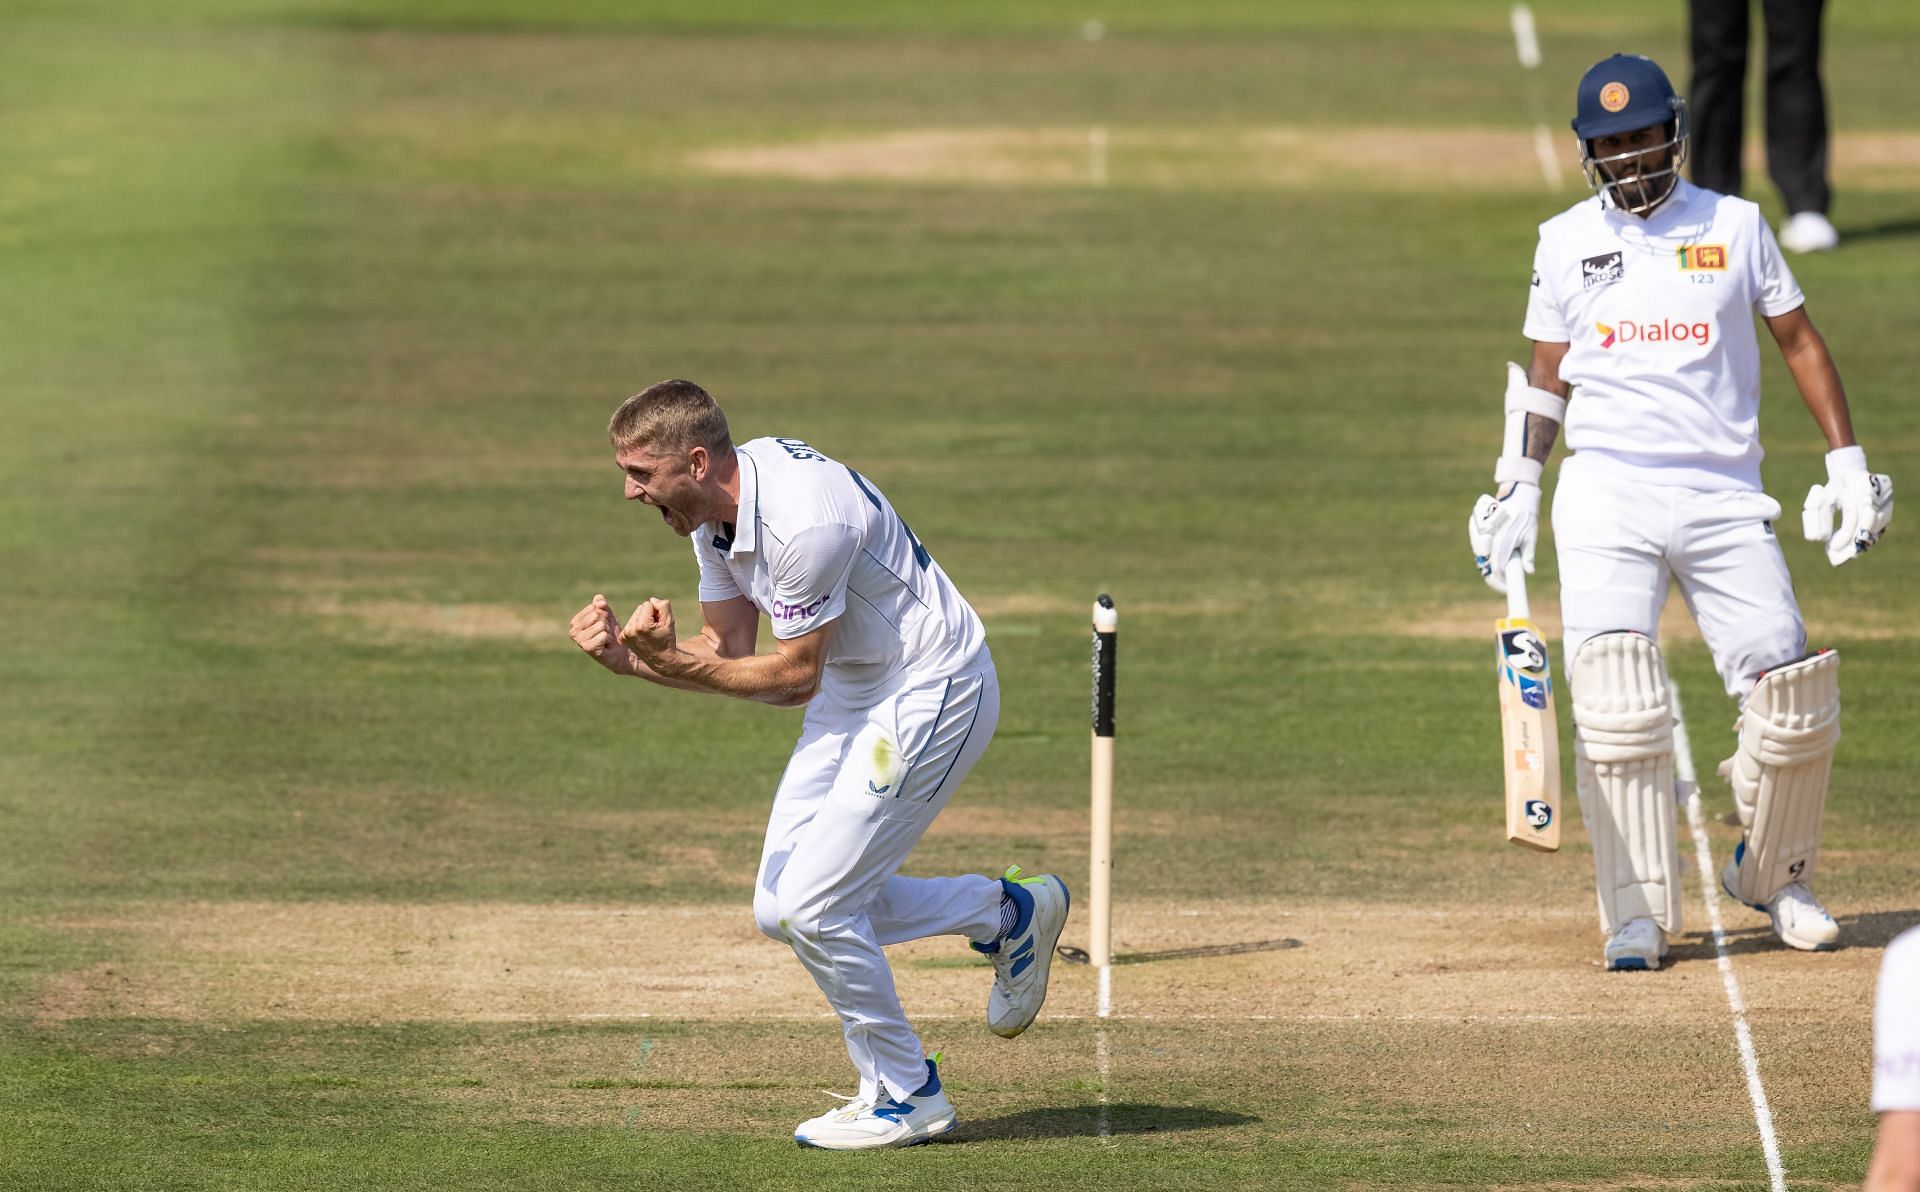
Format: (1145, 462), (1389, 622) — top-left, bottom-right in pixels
(1469, 482), (1541, 593)
(1802, 447), (1893, 567)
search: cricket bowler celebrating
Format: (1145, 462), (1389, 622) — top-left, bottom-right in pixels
(1467, 54), (1893, 970)
(569, 380), (1070, 1148)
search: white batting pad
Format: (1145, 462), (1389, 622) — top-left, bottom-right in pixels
(1727, 650), (1841, 905)
(1571, 632), (1682, 934)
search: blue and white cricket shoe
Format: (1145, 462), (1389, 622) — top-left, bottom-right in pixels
(973, 866), (1071, 1038)
(1603, 916), (1668, 971)
(1720, 845), (1840, 952)
(793, 1055), (956, 1150)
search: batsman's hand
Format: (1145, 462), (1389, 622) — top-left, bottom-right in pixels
(1804, 472), (1893, 566)
(1468, 483), (1541, 593)
(619, 597), (680, 670)
(570, 594), (633, 674)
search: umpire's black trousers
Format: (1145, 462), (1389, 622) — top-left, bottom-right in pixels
(1688, 0), (1831, 215)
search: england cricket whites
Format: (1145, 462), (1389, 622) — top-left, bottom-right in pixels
(1497, 557), (1561, 851)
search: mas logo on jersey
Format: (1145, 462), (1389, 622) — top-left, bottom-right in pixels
(1676, 244), (1728, 271)
(1596, 318), (1712, 349)
(1581, 251), (1624, 290)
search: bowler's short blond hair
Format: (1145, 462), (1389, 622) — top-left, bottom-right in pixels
(608, 380), (732, 457)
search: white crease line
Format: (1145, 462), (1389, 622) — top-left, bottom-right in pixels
(1164, 907), (1593, 920)
(1674, 682), (1789, 1192)
(605, 1011), (1619, 1024)
(1509, 4), (1560, 190)
(1531, 127), (1562, 191)
(1096, 964), (1113, 1143)
(1509, 4), (1542, 68)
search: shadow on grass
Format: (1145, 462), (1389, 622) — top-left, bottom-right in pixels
(1664, 906), (1920, 963)
(1837, 217), (1920, 245)
(1837, 908), (1920, 949)
(955, 1102), (1258, 1142)
(1667, 926), (1783, 963)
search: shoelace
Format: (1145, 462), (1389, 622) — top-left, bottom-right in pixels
(816, 1090), (875, 1121)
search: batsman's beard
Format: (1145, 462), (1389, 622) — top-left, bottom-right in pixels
(1581, 132), (1688, 216)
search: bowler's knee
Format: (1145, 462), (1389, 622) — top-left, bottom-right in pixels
(774, 886), (861, 949)
(764, 887), (823, 947)
(752, 889), (786, 942)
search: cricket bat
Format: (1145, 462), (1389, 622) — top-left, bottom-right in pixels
(1496, 557), (1561, 851)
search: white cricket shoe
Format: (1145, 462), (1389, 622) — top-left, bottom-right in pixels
(1779, 211), (1839, 254)
(793, 1055), (956, 1150)
(1604, 917), (1668, 971)
(972, 866), (1070, 1039)
(1720, 853), (1841, 951)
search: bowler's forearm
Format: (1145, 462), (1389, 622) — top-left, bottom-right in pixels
(647, 647), (818, 707)
(614, 637), (733, 691)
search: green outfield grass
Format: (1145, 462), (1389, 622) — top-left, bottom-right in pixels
(3, 2), (1917, 1188)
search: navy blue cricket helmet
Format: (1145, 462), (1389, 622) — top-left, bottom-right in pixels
(1571, 54), (1690, 215)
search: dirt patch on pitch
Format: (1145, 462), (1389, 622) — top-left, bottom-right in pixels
(289, 591), (1253, 646)
(690, 125), (1572, 191)
(1398, 595), (1914, 645)
(1831, 131), (1920, 187)
(555, 801), (1173, 843)
(693, 126), (1920, 191)
(971, 591), (1251, 620)
(32, 895), (1881, 1032)
(294, 596), (561, 644)
(1398, 597), (1704, 645)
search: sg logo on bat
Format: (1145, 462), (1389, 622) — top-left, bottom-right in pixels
(1499, 628), (1554, 709)
(1500, 628), (1549, 675)
(1524, 799), (1554, 832)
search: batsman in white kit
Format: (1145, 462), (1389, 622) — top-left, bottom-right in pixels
(568, 380), (1070, 1148)
(1468, 55), (1893, 971)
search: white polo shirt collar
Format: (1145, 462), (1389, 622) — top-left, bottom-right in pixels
(707, 446), (760, 556)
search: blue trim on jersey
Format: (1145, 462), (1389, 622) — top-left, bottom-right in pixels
(846, 466), (932, 571)
(845, 584), (902, 631)
(861, 548), (931, 612)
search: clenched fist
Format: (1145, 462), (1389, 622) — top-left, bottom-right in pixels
(619, 597), (680, 671)
(569, 594), (633, 674)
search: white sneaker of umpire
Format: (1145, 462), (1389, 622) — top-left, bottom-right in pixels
(793, 1055), (956, 1150)
(1720, 852), (1840, 951)
(972, 866), (1071, 1039)
(1604, 917), (1668, 972)
(1778, 211), (1839, 254)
